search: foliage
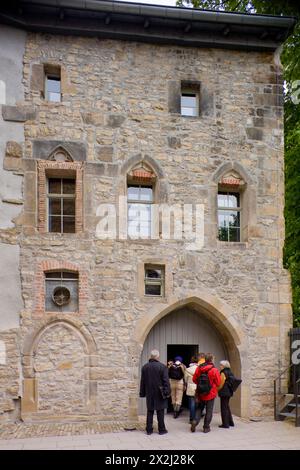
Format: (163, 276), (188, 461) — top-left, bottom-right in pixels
(176, 0), (300, 325)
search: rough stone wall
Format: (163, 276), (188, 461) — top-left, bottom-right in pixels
(34, 324), (87, 415)
(0, 31), (293, 423)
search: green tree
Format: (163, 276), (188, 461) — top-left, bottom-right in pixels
(177, 0), (300, 325)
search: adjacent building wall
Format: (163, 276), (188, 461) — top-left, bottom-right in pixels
(0, 25), (26, 422)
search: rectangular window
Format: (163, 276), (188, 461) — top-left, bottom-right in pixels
(47, 177), (75, 233)
(45, 66), (61, 102)
(45, 271), (78, 312)
(218, 191), (241, 242)
(181, 83), (200, 117)
(127, 185), (153, 238)
(144, 265), (164, 296)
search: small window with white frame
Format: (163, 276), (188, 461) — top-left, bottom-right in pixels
(144, 265), (164, 296)
(181, 82), (200, 117)
(218, 191), (241, 242)
(127, 184), (153, 238)
(45, 65), (61, 102)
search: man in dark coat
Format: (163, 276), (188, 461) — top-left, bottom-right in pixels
(140, 349), (170, 435)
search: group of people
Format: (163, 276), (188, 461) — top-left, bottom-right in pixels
(140, 349), (236, 435)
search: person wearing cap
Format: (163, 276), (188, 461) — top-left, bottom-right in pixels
(168, 355), (186, 418)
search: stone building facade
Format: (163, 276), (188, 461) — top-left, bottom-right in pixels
(0, 1), (296, 425)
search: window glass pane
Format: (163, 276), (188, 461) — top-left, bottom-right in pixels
(138, 204), (151, 221)
(127, 186), (139, 201)
(181, 107), (196, 116)
(228, 211), (240, 228)
(47, 77), (61, 93)
(139, 187), (153, 202)
(49, 216), (61, 233)
(48, 178), (61, 194)
(45, 272), (61, 279)
(218, 226), (228, 241)
(146, 268), (162, 279)
(229, 227), (240, 242)
(49, 198), (61, 215)
(181, 95), (196, 107)
(139, 222), (151, 237)
(63, 198), (75, 216)
(145, 284), (161, 296)
(63, 179), (75, 195)
(128, 219), (139, 238)
(218, 210), (227, 227)
(48, 92), (61, 102)
(62, 272), (78, 279)
(228, 193), (239, 208)
(63, 217), (75, 233)
(218, 192), (227, 208)
(128, 203), (140, 219)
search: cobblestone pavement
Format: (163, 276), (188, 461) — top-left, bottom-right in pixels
(0, 412), (299, 450)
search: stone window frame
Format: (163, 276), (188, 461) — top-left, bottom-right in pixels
(117, 155), (169, 241)
(37, 159), (83, 234)
(208, 162), (257, 248)
(144, 264), (165, 297)
(30, 62), (77, 103)
(34, 260), (88, 317)
(137, 259), (172, 302)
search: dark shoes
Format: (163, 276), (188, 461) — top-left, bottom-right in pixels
(159, 430), (168, 435)
(219, 425), (229, 429)
(203, 427), (211, 433)
(146, 431), (153, 435)
(190, 421), (197, 433)
(230, 422), (235, 427)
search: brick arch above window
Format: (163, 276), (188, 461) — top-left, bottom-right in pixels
(34, 259), (88, 317)
(212, 161), (253, 186)
(37, 159), (83, 233)
(119, 154), (168, 204)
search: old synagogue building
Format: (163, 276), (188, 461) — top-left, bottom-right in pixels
(0, 0), (296, 426)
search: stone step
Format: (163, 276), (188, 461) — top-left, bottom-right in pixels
(279, 412), (296, 418)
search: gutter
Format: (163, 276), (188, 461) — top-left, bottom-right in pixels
(25, 0), (297, 29)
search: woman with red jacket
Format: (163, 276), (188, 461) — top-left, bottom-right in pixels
(191, 353), (221, 433)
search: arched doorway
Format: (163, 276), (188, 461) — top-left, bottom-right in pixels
(139, 306), (227, 414)
(135, 295), (244, 418)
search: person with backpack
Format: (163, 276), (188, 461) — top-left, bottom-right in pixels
(184, 353), (206, 423)
(184, 356), (198, 424)
(191, 352), (221, 433)
(168, 356), (186, 418)
(218, 360), (235, 429)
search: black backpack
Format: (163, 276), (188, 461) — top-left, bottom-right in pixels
(169, 364), (184, 380)
(196, 366), (212, 395)
(220, 369), (242, 396)
(228, 375), (242, 393)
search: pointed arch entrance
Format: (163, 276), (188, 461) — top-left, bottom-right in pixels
(134, 295), (246, 418)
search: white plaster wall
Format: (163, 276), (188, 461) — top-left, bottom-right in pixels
(0, 25), (26, 328)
